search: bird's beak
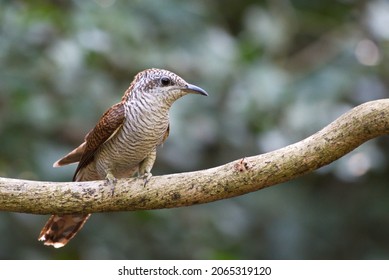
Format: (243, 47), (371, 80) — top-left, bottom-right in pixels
(185, 84), (208, 96)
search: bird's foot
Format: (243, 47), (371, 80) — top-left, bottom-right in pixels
(139, 172), (152, 187)
(105, 173), (117, 196)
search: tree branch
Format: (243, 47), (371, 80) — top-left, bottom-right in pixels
(1, 99), (389, 215)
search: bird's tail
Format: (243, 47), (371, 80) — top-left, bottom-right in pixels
(38, 214), (90, 248)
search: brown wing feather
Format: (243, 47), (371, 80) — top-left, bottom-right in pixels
(72, 102), (125, 181)
(53, 142), (86, 167)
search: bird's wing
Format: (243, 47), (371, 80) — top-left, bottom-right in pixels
(53, 103), (125, 172)
(53, 142), (87, 167)
(72, 102), (126, 181)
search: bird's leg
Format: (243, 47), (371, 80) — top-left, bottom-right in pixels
(105, 169), (117, 196)
(138, 148), (156, 186)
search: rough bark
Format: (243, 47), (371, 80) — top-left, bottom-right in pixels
(1, 99), (389, 215)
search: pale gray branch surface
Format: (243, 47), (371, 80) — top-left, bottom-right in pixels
(1, 99), (389, 215)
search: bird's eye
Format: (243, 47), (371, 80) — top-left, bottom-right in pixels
(160, 77), (171, 86)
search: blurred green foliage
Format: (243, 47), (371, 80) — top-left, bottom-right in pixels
(1, 0), (389, 259)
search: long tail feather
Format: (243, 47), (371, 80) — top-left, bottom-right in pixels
(38, 214), (90, 248)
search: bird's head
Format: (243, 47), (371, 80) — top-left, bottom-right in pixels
(123, 68), (208, 106)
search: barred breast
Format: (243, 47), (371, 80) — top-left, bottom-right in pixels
(93, 98), (170, 180)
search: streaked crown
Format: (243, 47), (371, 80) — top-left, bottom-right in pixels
(122, 68), (189, 102)
(137, 68), (188, 91)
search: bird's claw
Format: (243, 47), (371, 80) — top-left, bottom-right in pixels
(105, 173), (117, 196)
(140, 172), (152, 187)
